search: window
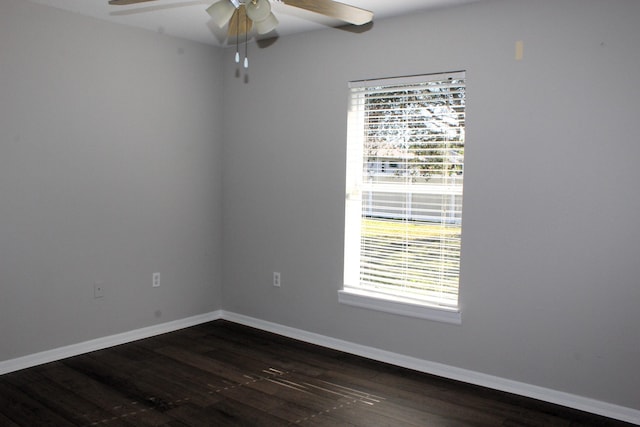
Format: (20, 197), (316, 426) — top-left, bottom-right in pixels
(341, 72), (466, 324)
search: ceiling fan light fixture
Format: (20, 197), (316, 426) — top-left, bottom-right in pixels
(206, 0), (237, 28)
(254, 12), (278, 34)
(245, 0), (271, 23)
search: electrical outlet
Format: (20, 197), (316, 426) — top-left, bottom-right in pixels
(273, 272), (281, 287)
(94, 281), (105, 298)
(153, 272), (161, 288)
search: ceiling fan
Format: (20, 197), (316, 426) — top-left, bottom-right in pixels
(109, 0), (373, 67)
(108, 0), (373, 34)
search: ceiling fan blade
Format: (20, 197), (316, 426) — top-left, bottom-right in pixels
(228, 5), (253, 37)
(281, 0), (373, 26)
(109, 0), (159, 5)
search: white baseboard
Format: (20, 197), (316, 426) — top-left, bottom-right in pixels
(0, 310), (223, 376)
(221, 311), (640, 425)
(1, 309), (638, 424)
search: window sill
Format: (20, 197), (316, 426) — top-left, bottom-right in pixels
(338, 289), (461, 325)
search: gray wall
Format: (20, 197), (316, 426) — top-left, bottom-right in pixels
(221, 0), (640, 410)
(0, 0), (223, 360)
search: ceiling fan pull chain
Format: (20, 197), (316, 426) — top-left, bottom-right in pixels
(235, 8), (240, 63)
(244, 11), (249, 69)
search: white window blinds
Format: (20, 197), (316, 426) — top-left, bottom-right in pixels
(344, 71), (465, 311)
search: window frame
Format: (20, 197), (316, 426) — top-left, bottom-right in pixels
(341, 72), (466, 325)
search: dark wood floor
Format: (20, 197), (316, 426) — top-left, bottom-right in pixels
(0, 320), (633, 426)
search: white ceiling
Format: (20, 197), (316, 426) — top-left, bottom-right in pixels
(27, 0), (484, 47)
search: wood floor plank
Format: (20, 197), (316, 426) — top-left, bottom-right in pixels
(0, 411), (21, 427)
(37, 362), (169, 426)
(198, 332), (327, 379)
(265, 372), (454, 426)
(0, 381), (76, 426)
(152, 345), (256, 387)
(137, 327), (221, 354)
(311, 367), (516, 425)
(0, 320), (634, 426)
(4, 367), (127, 426)
(60, 356), (182, 425)
(199, 398), (288, 426)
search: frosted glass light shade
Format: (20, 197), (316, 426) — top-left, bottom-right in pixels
(245, 0), (271, 22)
(254, 12), (278, 34)
(206, 0), (236, 28)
